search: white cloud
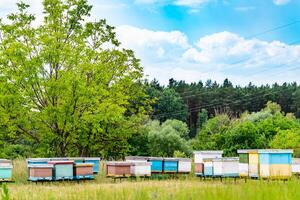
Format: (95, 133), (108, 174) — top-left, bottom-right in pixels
(115, 25), (300, 85)
(116, 25), (190, 64)
(273, 0), (291, 5)
(183, 31), (300, 69)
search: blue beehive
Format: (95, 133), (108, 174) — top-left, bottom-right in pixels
(148, 157), (163, 173)
(84, 158), (100, 174)
(48, 161), (74, 180)
(163, 158), (178, 173)
(0, 159), (13, 181)
(203, 158), (214, 176)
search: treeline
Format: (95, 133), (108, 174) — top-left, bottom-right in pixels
(130, 102), (300, 158)
(146, 78), (300, 137)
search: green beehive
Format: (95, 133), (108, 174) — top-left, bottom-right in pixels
(0, 159), (13, 181)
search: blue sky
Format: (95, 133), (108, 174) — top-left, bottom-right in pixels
(1, 0), (300, 85)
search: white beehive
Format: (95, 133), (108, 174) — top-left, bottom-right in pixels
(177, 158), (192, 173)
(130, 161), (151, 177)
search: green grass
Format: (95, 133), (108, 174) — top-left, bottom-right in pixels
(3, 160), (300, 200)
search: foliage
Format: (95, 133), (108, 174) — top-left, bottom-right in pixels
(145, 80), (187, 122)
(165, 79), (300, 137)
(0, 0), (147, 158)
(130, 119), (191, 157)
(270, 129), (300, 157)
(193, 102), (300, 156)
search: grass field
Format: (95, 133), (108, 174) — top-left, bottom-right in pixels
(2, 159), (300, 200)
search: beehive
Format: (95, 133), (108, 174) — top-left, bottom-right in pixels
(194, 151), (223, 176)
(48, 161), (74, 180)
(238, 152), (249, 177)
(74, 163), (94, 179)
(259, 149), (292, 179)
(292, 158), (300, 175)
(203, 158), (214, 176)
(28, 164), (54, 181)
(130, 161), (151, 177)
(177, 158), (192, 174)
(222, 157), (239, 177)
(194, 163), (204, 175)
(106, 162), (133, 177)
(163, 158), (178, 173)
(84, 157), (100, 174)
(212, 158), (223, 177)
(0, 159), (13, 181)
(148, 157), (163, 173)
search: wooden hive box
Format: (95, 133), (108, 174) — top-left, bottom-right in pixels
(130, 161), (151, 177)
(194, 163), (204, 176)
(259, 149), (293, 179)
(48, 161), (74, 180)
(148, 157), (163, 173)
(106, 162), (133, 177)
(163, 158), (178, 173)
(212, 158), (223, 177)
(28, 164), (54, 181)
(177, 158), (192, 174)
(238, 152), (249, 177)
(74, 163), (94, 180)
(203, 158), (214, 177)
(84, 158), (100, 174)
(0, 159), (13, 181)
(222, 157), (239, 177)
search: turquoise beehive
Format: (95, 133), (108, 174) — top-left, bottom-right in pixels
(163, 158), (178, 173)
(48, 160), (74, 180)
(148, 157), (163, 173)
(0, 159), (13, 181)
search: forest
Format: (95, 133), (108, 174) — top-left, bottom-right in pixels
(0, 0), (300, 160)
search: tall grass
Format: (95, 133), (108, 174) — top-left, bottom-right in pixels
(6, 160), (300, 200)
(7, 179), (300, 200)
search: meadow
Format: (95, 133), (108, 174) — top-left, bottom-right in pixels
(1, 159), (300, 200)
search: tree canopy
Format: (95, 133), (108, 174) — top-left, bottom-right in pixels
(0, 0), (148, 158)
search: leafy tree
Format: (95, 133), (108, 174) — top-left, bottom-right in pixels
(147, 85), (187, 122)
(192, 114), (230, 150)
(270, 129), (300, 157)
(222, 121), (267, 156)
(131, 120), (191, 157)
(0, 1), (147, 157)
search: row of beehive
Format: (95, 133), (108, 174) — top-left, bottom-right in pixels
(27, 157), (100, 181)
(194, 149), (294, 179)
(106, 156), (192, 177)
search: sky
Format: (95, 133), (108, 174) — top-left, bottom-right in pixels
(0, 0), (300, 86)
